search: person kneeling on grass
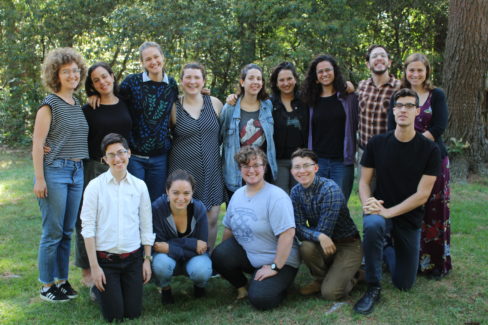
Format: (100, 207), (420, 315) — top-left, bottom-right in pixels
(290, 148), (362, 300)
(81, 133), (155, 322)
(353, 88), (440, 315)
(151, 169), (213, 304)
(211, 146), (300, 310)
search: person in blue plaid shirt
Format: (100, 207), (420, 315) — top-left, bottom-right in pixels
(290, 148), (362, 300)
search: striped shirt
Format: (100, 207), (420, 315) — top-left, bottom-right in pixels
(290, 176), (358, 242)
(357, 76), (400, 149)
(40, 94), (89, 164)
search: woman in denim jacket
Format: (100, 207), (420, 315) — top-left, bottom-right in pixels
(220, 64), (278, 196)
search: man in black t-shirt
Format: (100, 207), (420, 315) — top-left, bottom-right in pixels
(353, 89), (441, 315)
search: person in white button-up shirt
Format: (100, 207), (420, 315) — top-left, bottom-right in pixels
(81, 133), (155, 322)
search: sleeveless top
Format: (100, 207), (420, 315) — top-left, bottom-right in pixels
(169, 95), (225, 209)
(40, 94), (89, 164)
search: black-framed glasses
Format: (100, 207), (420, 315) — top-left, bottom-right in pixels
(240, 163), (265, 171)
(394, 103), (417, 110)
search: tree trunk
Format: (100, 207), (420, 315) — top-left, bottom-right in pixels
(442, 0), (488, 176)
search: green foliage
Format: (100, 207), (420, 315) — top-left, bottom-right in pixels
(447, 137), (470, 156)
(0, 0), (449, 146)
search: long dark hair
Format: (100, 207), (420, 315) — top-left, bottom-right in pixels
(301, 54), (346, 107)
(165, 169), (196, 191)
(85, 62), (119, 97)
(269, 61), (300, 99)
(236, 63), (268, 101)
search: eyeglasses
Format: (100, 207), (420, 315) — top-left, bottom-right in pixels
(291, 163), (316, 171)
(60, 68), (81, 76)
(394, 103), (417, 110)
(371, 53), (388, 59)
(105, 149), (128, 159)
(241, 163), (265, 171)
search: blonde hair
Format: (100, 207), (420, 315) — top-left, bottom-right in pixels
(401, 53), (434, 91)
(41, 47), (86, 93)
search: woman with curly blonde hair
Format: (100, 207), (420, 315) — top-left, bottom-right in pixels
(32, 47), (89, 302)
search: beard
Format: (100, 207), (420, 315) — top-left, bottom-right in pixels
(371, 67), (388, 75)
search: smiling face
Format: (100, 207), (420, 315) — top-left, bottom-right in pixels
(316, 60), (335, 87)
(58, 62), (80, 92)
(277, 69), (297, 96)
(181, 68), (205, 95)
(103, 142), (130, 175)
(367, 47), (391, 75)
(90, 66), (114, 96)
(141, 46), (165, 76)
(167, 180), (193, 211)
(240, 68), (263, 96)
(406, 61), (427, 88)
(393, 96), (420, 127)
(240, 155), (265, 187)
(291, 156), (319, 188)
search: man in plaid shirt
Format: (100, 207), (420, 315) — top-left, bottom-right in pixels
(290, 149), (362, 300)
(357, 45), (401, 150)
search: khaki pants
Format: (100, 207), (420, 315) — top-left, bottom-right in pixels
(300, 239), (362, 300)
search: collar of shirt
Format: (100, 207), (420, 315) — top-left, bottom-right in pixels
(300, 175), (322, 194)
(142, 71), (169, 84)
(366, 74), (398, 88)
(103, 170), (134, 186)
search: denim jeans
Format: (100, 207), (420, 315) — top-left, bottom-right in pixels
(363, 214), (421, 290)
(37, 159), (83, 284)
(317, 157), (354, 202)
(128, 153), (167, 202)
(152, 253), (212, 288)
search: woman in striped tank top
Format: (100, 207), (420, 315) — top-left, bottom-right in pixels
(168, 63), (225, 251)
(32, 48), (89, 303)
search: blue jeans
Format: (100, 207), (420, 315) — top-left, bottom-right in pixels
(363, 214), (421, 290)
(152, 253), (212, 288)
(37, 159), (83, 284)
(317, 158), (354, 202)
(128, 153), (167, 202)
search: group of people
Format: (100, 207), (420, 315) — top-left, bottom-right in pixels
(32, 41), (451, 322)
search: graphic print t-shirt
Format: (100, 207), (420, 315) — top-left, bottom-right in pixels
(239, 109), (265, 148)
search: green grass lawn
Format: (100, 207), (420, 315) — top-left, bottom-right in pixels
(1, 150), (487, 324)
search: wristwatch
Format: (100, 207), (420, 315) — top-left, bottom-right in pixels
(270, 263), (281, 272)
(143, 255), (153, 262)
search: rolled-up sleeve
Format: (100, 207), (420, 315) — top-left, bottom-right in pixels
(139, 182), (155, 246)
(80, 179), (98, 239)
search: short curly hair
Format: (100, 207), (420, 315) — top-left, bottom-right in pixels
(234, 145), (268, 168)
(41, 47), (87, 93)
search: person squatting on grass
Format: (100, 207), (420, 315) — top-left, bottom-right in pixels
(33, 47), (88, 303)
(353, 88), (441, 315)
(289, 148), (363, 300)
(81, 133), (155, 322)
(211, 146), (300, 310)
(151, 169), (213, 305)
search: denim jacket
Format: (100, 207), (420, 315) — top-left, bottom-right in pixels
(220, 97), (278, 192)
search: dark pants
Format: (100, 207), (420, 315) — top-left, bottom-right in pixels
(93, 251), (143, 322)
(363, 214), (420, 290)
(211, 237), (298, 310)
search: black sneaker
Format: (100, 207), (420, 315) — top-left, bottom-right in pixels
(57, 281), (78, 299)
(193, 285), (206, 298)
(161, 288), (175, 305)
(40, 285), (70, 303)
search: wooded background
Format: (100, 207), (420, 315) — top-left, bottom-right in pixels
(1, 0), (486, 175)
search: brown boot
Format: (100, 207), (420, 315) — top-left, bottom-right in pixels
(299, 280), (321, 296)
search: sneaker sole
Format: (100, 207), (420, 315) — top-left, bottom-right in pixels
(40, 294), (70, 303)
